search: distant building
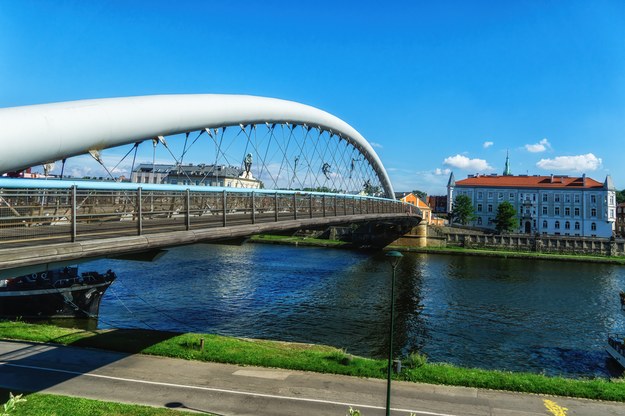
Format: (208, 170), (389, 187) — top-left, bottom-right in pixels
(131, 163), (262, 189)
(447, 156), (616, 237)
(398, 192), (433, 224)
(426, 195), (447, 214)
(616, 202), (625, 237)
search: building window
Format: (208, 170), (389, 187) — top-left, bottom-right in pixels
(488, 192), (493, 200)
(591, 222), (597, 231)
(542, 194), (548, 202)
(555, 194), (560, 202)
(565, 207), (570, 216)
(575, 222), (580, 230)
(488, 204), (493, 213)
(565, 194), (570, 203)
(543, 220), (548, 228)
(498, 192), (503, 201)
(509, 193), (514, 200)
(610, 209), (615, 218)
(610, 195), (615, 205)
(477, 204), (483, 212)
(555, 221), (560, 229)
(477, 217), (482, 225)
(555, 207), (560, 216)
(591, 208), (597, 217)
(477, 191), (483, 199)
(542, 206), (548, 215)
(574, 194), (580, 203)
(574, 207), (580, 216)
(565, 221), (570, 230)
(591, 195), (596, 204)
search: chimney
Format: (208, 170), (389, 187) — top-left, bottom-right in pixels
(582, 173), (586, 187)
(550, 174), (554, 183)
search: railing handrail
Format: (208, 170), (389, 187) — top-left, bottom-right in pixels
(0, 178), (400, 203)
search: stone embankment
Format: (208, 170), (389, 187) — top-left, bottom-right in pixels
(393, 224), (625, 257)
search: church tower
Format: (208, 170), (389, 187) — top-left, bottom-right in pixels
(503, 150), (512, 176)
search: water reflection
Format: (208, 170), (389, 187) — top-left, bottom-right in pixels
(76, 244), (625, 378)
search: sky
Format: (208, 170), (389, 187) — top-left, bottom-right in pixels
(1, 0), (624, 195)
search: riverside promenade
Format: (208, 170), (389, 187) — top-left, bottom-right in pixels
(0, 341), (622, 415)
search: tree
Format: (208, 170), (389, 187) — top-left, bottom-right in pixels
(450, 195), (476, 225)
(411, 189), (427, 201)
(616, 190), (625, 204)
(495, 201), (517, 234)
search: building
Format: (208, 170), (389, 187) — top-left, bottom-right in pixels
(398, 192), (433, 224)
(447, 159), (617, 237)
(131, 163), (262, 189)
(616, 202), (625, 237)
(426, 195), (447, 214)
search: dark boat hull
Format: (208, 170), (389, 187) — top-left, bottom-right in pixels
(0, 269), (115, 318)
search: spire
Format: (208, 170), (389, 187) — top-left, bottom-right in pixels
(503, 150), (512, 176)
(447, 171), (455, 187)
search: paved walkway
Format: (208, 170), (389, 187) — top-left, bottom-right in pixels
(0, 340), (621, 415)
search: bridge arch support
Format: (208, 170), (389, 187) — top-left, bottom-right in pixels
(0, 94), (395, 198)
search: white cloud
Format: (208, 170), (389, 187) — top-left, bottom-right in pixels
(443, 154), (493, 171)
(536, 153), (602, 172)
(370, 142), (383, 149)
(525, 138), (551, 153)
(434, 168), (451, 176)
(483, 141), (493, 149)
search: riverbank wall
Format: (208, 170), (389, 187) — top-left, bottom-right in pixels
(393, 224), (625, 257)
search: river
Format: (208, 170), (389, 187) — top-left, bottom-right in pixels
(80, 243), (625, 378)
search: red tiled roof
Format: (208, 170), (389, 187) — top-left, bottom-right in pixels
(456, 175), (604, 189)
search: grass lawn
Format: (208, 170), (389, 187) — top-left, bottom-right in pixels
(1, 390), (202, 416)
(1, 321), (624, 403)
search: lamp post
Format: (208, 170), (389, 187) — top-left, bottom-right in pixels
(384, 250), (403, 416)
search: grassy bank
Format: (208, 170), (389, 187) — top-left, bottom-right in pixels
(2, 321), (624, 402)
(388, 244), (625, 265)
(249, 234), (350, 248)
(1, 391), (201, 416)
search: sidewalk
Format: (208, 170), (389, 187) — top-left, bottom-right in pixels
(0, 340), (621, 415)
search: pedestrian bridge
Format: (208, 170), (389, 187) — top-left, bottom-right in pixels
(0, 94), (421, 275)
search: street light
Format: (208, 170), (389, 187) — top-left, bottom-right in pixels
(384, 250), (403, 416)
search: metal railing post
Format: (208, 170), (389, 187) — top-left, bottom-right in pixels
(223, 190), (227, 227)
(137, 187), (143, 235)
(71, 186), (77, 242)
(343, 196), (347, 216)
(274, 192), (279, 222)
(185, 189), (191, 230)
(334, 195), (337, 216)
(293, 193), (297, 220)
(309, 194), (313, 219)
(251, 192), (256, 224)
(360, 197), (363, 214)
(322, 195), (326, 217)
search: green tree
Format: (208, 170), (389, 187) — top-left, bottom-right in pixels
(411, 189), (427, 201)
(616, 190), (625, 204)
(495, 201), (517, 234)
(450, 195), (476, 225)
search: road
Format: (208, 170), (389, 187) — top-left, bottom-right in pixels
(0, 340), (621, 415)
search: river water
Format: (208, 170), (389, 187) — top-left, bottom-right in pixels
(81, 243), (625, 378)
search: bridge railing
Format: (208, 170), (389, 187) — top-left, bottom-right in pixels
(0, 181), (418, 247)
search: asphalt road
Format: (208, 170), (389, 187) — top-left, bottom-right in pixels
(0, 340), (621, 415)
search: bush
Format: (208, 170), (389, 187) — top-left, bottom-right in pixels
(403, 351), (427, 369)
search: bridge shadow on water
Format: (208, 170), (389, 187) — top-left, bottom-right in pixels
(0, 328), (212, 412)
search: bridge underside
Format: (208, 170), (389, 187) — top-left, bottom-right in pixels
(0, 214), (419, 277)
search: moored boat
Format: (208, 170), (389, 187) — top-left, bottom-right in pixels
(0, 267), (116, 318)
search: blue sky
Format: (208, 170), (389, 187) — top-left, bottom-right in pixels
(1, 1), (624, 194)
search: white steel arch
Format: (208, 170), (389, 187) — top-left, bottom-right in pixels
(0, 94), (395, 198)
